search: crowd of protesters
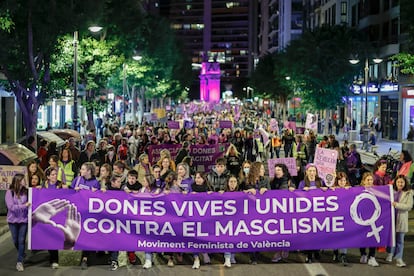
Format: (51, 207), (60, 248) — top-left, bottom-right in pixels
(6, 103), (413, 271)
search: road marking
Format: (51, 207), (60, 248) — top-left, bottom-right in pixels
(304, 263), (329, 276)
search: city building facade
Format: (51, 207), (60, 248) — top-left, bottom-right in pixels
(303, 0), (403, 140)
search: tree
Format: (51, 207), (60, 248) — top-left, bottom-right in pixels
(52, 34), (124, 130)
(249, 52), (292, 121)
(106, 14), (192, 122)
(284, 25), (367, 111)
(0, 0), (107, 138)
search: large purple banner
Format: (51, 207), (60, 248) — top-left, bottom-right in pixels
(29, 186), (394, 252)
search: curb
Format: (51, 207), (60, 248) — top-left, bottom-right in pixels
(0, 224), (9, 237)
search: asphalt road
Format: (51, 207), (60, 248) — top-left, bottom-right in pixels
(1, 230), (413, 276)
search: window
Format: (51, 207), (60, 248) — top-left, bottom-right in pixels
(341, 1), (347, 23)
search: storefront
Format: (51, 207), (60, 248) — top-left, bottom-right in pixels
(401, 86), (414, 140)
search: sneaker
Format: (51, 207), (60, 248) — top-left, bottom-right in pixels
(128, 252), (137, 265)
(16, 262), (24, 272)
(396, 259), (406, 267)
(368, 257), (379, 267)
(305, 258), (312, 264)
(176, 254), (183, 263)
(167, 257), (174, 267)
(250, 260), (257, 265)
(224, 257), (231, 268)
(143, 259), (152, 269)
(230, 254), (237, 264)
(192, 258), (200, 269)
(81, 259), (88, 270)
(360, 255), (368, 264)
(272, 252), (282, 263)
(51, 262), (59, 269)
(202, 253), (211, 264)
(386, 253), (393, 262)
(110, 261), (118, 271)
(333, 254), (339, 262)
(340, 255), (349, 267)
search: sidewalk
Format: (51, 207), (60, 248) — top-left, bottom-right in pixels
(0, 217), (8, 236)
(354, 139), (402, 165)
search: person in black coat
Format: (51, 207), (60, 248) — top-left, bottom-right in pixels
(175, 141), (190, 164)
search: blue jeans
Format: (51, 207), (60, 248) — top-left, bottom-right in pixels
(9, 223), (28, 262)
(389, 232), (405, 259)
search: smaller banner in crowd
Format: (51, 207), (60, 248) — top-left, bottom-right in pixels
(267, 158), (298, 177)
(269, 118), (279, 133)
(148, 143), (229, 172)
(257, 127), (270, 147)
(283, 121), (297, 131)
(167, 120), (180, 129)
(305, 113), (318, 130)
(148, 144), (182, 164)
(0, 165), (27, 190)
(219, 120), (233, 129)
(28, 186), (394, 252)
(314, 147), (338, 187)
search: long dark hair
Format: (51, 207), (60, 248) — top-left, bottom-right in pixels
(304, 165), (324, 188)
(194, 171), (214, 191)
(401, 150), (413, 163)
(44, 167), (63, 188)
(393, 175), (411, 192)
(247, 161), (263, 185)
(10, 174), (27, 198)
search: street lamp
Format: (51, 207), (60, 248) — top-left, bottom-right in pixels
(243, 86), (253, 99)
(122, 54), (142, 125)
(122, 63), (127, 125)
(349, 57), (382, 126)
(73, 31), (79, 131)
(73, 27), (103, 131)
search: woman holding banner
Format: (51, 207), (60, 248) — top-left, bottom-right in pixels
(358, 172), (380, 267)
(41, 167), (63, 269)
(269, 163), (292, 262)
(5, 174), (30, 272)
(386, 175), (413, 267)
(221, 175), (240, 267)
(243, 161), (270, 264)
(297, 163), (326, 263)
(70, 162), (100, 269)
(331, 172), (351, 266)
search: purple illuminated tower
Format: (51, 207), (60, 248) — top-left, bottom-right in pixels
(199, 61), (220, 103)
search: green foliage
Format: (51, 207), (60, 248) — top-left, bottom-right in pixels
(284, 25), (367, 110)
(250, 52), (292, 103)
(0, 10), (14, 32)
(391, 52), (414, 75)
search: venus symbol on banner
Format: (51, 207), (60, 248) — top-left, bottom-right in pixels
(350, 191), (383, 243)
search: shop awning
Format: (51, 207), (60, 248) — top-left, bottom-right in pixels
(0, 143), (37, 165)
(37, 131), (66, 148)
(50, 129), (81, 141)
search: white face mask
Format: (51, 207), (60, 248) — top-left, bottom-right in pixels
(108, 151), (114, 157)
(243, 168), (250, 175)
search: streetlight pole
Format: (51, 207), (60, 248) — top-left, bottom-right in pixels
(364, 58), (369, 126)
(349, 57), (382, 128)
(73, 31), (78, 131)
(122, 63), (126, 125)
